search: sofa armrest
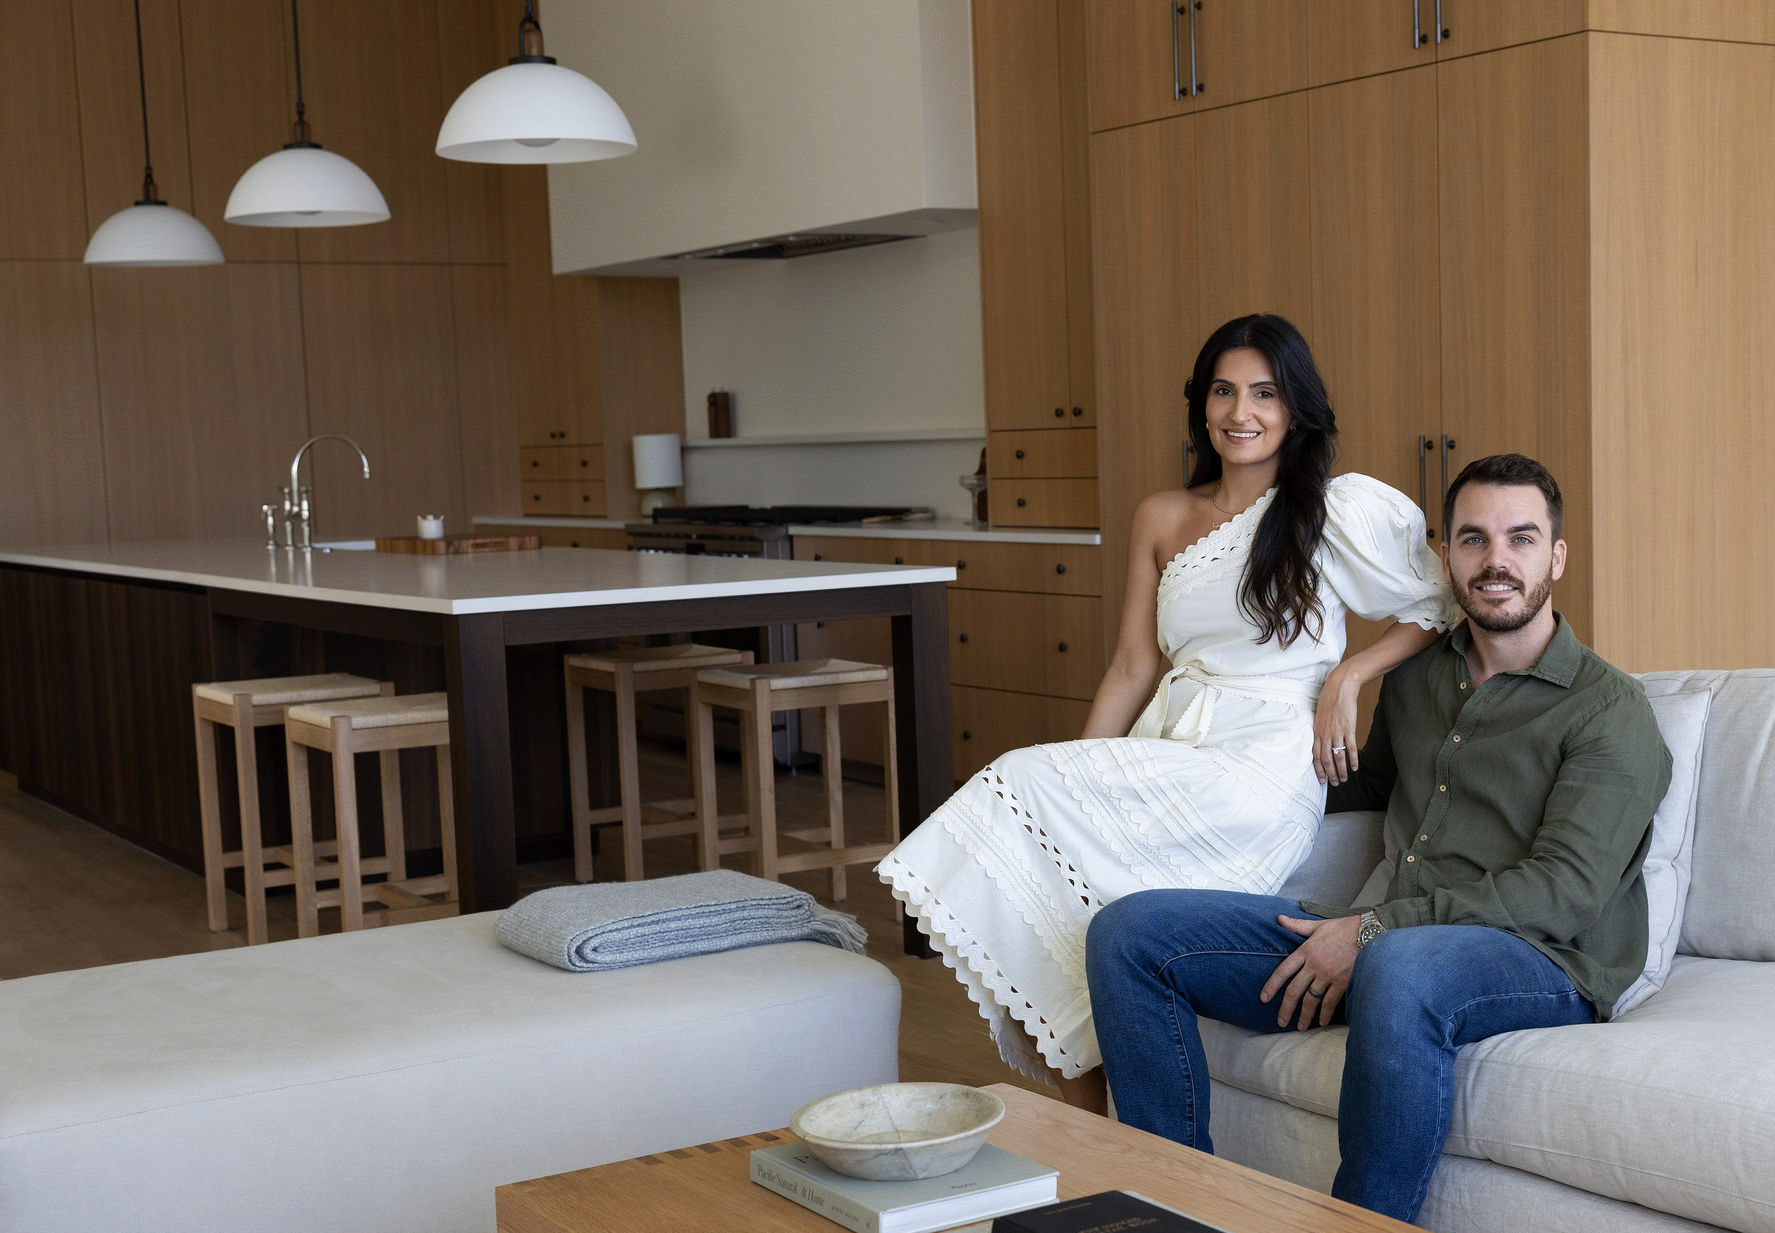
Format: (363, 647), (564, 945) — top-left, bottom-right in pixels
(1276, 810), (1387, 907)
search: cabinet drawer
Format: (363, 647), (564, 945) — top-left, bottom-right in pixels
(797, 535), (1102, 597)
(948, 590), (1104, 700)
(567, 445), (604, 478)
(519, 447), (572, 481)
(952, 685), (1092, 773)
(523, 483), (570, 516)
(993, 478), (1099, 528)
(989, 429), (1097, 478)
(950, 541), (1101, 596)
(524, 527), (629, 549)
(567, 481), (606, 515)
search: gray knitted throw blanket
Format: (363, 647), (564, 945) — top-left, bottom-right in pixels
(494, 869), (869, 973)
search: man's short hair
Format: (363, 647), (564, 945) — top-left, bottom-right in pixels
(1443, 453), (1564, 541)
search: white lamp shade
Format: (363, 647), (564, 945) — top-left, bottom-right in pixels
(632, 433), (683, 490)
(224, 146), (390, 227)
(436, 61), (637, 164)
(84, 202), (224, 267)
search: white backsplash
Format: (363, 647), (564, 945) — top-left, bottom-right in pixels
(683, 438), (985, 520)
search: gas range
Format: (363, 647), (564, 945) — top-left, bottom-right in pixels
(625, 505), (919, 558)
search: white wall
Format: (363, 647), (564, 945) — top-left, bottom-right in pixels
(676, 226), (986, 518)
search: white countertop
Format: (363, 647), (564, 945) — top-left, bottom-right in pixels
(472, 514), (1100, 547)
(0, 539), (956, 616)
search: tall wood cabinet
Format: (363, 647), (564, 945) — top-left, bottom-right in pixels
(972, 0), (1100, 528)
(1085, 7), (1775, 671)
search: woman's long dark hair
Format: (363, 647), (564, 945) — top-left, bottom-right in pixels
(1183, 313), (1337, 647)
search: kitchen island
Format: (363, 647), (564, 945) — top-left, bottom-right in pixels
(0, 541), (953, 949)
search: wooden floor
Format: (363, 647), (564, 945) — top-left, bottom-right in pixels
(0, 754), (1051, 1101)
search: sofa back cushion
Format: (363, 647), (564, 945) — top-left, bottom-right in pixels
(1638, 669), (1775, 960)
(1611, 686), (1709, 1014)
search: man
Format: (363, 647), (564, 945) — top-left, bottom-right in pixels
(1086, 453), (1672, 1225)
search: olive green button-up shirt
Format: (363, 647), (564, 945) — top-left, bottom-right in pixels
(1308, 615), (1671, 1019)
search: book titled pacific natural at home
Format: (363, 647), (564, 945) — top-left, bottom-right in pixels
(990, 1189), (1235, 1233)
(750, 1143), (1059, 1233)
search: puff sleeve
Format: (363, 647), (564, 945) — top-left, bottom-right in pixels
(1321, 473), (1461, 630)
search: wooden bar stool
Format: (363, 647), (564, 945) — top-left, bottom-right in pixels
(690, 658), (899, 901)
(564, 643), (753, 882)
(192, 672), (385, 945)
(283, 691), (458, 937)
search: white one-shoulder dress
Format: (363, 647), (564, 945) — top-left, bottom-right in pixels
(877, 474), (1461, 1079)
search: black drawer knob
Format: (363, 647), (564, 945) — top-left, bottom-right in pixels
(530, 459), (540, 468)
(1055, 563), (1067, 575)
(1053, 407), (1065, 418)
(958, 633), (969, 644)
(956, 559), (966, 569)
(531, 493), (541, 502)
(813, 552), (822, 560)
(962, 730), (972, 740)
(1016, 497), (1027, 507)
(580, 458), (589, 467)
(1071, 406), (1083, 417)
(894, 556), (903, 565)
(1058, 641), (1069, 653)
(581, 494), (590, 502)
(1015, 449), (1025, 460)
(569, 541), (579, 547)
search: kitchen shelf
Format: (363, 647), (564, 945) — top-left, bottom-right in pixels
(683, 428), (985, 449)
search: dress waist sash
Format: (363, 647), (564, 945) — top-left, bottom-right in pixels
(1127, 662), (1319, 744)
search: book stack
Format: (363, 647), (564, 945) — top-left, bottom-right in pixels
(992, 1190), (1234, 1232)
(750, 1143), (1059, 1233)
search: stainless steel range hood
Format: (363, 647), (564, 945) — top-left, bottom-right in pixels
(543, 2), (977, 278)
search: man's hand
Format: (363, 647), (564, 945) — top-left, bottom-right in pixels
(1261, 915), (1363, 1029)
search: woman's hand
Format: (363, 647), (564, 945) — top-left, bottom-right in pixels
(1313, 663), (1361, 785)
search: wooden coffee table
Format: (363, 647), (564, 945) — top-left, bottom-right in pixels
(495, 1084), (1414, 1232)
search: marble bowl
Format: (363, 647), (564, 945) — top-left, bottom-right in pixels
(788, 1082), (1006, 1181)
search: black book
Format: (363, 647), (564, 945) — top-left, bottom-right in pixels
(993, 1189), (1235, 1233)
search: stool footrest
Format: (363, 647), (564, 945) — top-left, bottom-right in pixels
(771, 842), (896, 875)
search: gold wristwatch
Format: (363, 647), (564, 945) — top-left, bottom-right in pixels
(1356, 909), (1385, 949)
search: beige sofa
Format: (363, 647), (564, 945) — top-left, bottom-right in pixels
(0, 912), (900, 1233)
(1210, 669), (1775, 1233)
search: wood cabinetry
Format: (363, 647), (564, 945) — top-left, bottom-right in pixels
(795, 535), (1106, 780)
(1085, 11), (1775, 673)
(972, 0), (1098, 526)
(1087, 0), (1307, 131)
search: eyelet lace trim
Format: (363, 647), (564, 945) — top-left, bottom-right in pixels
(1157, 488), (1276, 609)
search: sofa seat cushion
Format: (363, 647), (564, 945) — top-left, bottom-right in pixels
(0, 913), (900, 1233)
(1201, 954), (1775, 1233)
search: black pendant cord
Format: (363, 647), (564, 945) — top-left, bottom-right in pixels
(132, 0), (162, 204)
(286, 0), (318, 148)
(513, 0), (556, 65)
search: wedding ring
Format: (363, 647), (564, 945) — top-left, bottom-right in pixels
(1331, 745), (1347, 754)
(1307, 985), (1328, 998)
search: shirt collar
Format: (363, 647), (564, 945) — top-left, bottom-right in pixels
(1446, 613), (1580, 688)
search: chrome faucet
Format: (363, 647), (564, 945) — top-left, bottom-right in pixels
(282, 434), (371, 550)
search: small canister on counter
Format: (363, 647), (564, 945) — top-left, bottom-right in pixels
(707, 389), (733, 438)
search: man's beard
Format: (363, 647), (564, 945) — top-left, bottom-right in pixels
(1454, 566), (1554, 633)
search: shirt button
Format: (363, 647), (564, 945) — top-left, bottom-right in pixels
(1438, 784), (1447, 792)
(1406, 854), (1417, 863)
(1459, 682), (1468, 690)
(1419, 834), (1429, 842)
(1452, 734), (1462, 743)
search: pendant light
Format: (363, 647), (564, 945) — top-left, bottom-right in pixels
(225, 0), (388, 227)
(435, 1), (636, 164)
(84, 0), (223, 267)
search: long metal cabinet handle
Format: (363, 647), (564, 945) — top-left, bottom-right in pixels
(1414, 0), (1423, 49)
(1172, 1), (1183, 100)
(1441, 435), (1456, 510)
(1188, 1), (1200, 96)
(1418, 435), (1435, 539)
(1435, 0), (1446, 43)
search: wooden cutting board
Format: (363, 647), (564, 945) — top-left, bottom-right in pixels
(374, 533), (541, 555)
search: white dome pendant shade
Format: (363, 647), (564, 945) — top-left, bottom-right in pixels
(85, 0), (222, 267)
(436, 2), (636, 165)
(86, 201), (224, 266)
(226, 146), (388, 227)
(225, 0), (388, 229)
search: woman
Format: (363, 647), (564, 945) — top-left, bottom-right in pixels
(877, 314), (1459, 1106)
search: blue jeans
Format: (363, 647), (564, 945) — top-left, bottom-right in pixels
(1086, 889), (1593, 1224)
